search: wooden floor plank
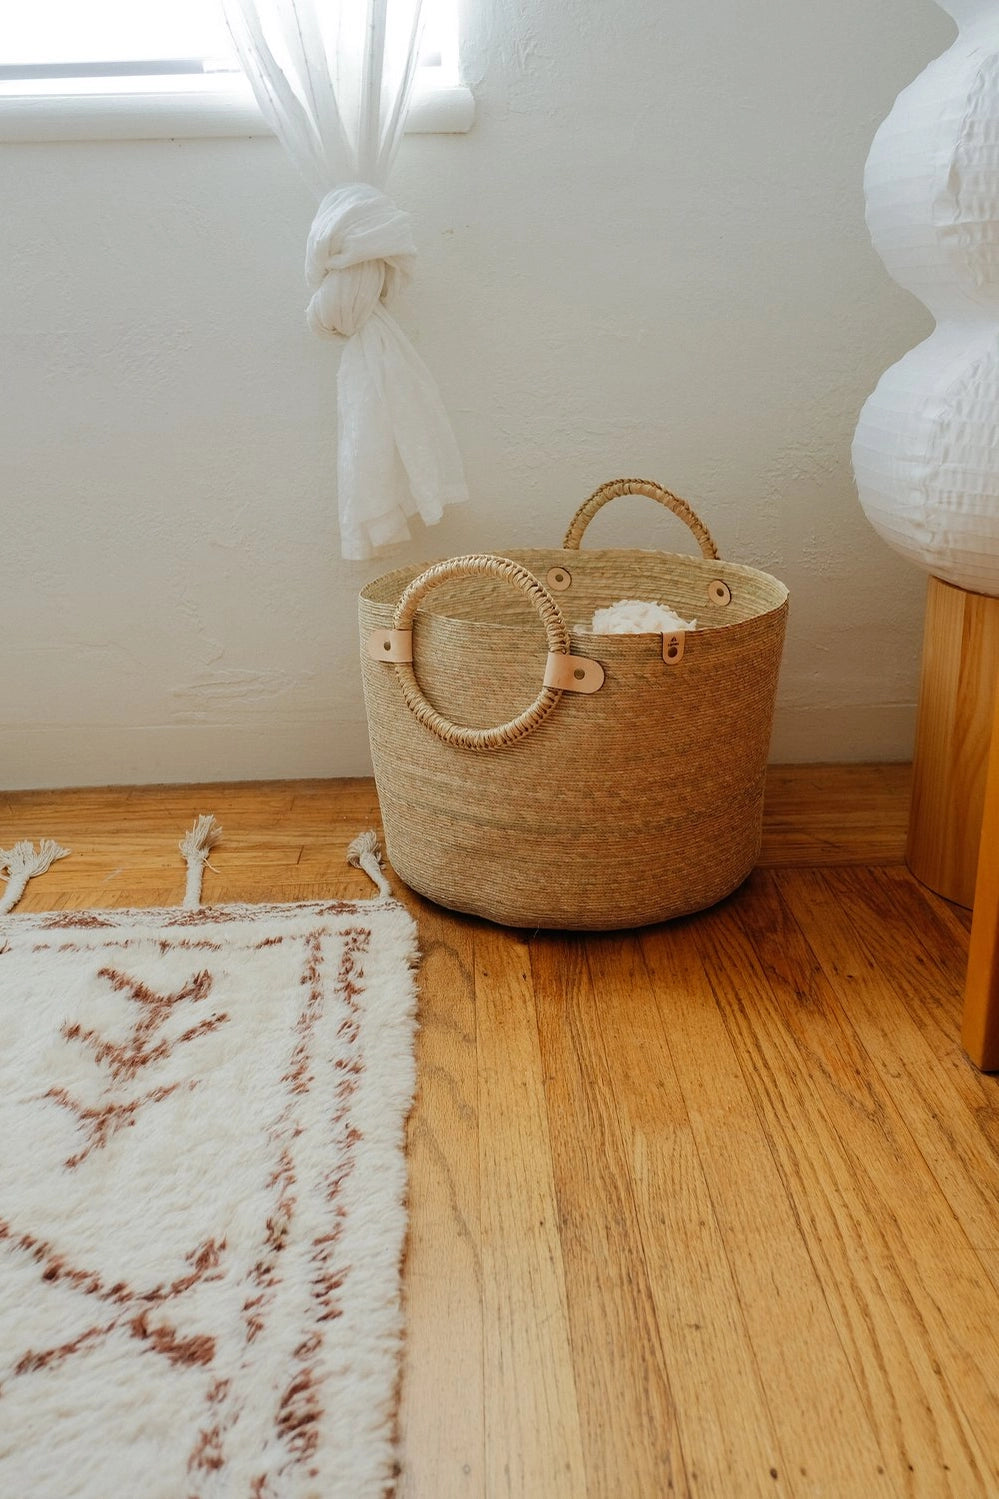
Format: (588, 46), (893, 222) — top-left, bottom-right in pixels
(725, 874), (999, 1496)
(530, 934), (692, 1499)
(638, 919), (896, 1499)
(980, 1251), (999, 1298)
(876, 866), (973, 999)
(779, 867), (999, 1250)
(473, 927), (587, 1499)
(846, 862), (999, 1083)
(583, 934), (792, 1499)
(760, 763), (911, 867)
(397, 903), (484, 1499)
(931, 892), (974, 935)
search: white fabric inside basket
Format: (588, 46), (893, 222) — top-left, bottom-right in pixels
(588, 599), (698, 634)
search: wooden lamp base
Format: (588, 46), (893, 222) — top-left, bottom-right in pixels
(906, 576), (999, 908)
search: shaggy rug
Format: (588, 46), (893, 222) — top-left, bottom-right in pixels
(0, 834), (418, 1499)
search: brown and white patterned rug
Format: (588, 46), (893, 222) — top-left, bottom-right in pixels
(0, 880), (418, 1498)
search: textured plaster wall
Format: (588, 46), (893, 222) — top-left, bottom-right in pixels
(0, 0), (955, 789)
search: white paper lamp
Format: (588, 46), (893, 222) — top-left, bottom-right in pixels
(853, 0), (999, 596)
(854, 0), (999, 911)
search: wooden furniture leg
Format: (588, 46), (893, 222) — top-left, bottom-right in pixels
(963, 668), (999, 1070)
(907, 576), (999, 908)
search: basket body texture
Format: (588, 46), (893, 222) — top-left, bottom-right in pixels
(359, 546), (788, 930)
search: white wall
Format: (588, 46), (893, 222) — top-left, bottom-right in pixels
(0, 0), (955, 789)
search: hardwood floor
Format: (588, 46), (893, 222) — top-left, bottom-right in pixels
(3, 763), (998, 1498)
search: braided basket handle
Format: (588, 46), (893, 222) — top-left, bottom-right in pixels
(391, 554), (572, 752)
(563, 478), (720, 560)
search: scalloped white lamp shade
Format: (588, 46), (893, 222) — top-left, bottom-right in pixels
(853, 0), (999, 597)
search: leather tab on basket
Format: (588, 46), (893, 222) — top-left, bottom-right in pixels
(662, 632), (686, 665)
(367, 629), (413, 663)
(546, 566), (572, 592)
(543, 652), (605, 693)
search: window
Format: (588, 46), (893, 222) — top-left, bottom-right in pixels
(0, 0), (472, 141)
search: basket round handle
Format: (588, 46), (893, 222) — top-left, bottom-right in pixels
(392, 554), (572, 751)
(563, 478), (719, 559)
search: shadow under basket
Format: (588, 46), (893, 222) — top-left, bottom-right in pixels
(358, 479), (789, 930)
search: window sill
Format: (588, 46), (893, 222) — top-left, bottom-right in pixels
(0, 73), (475, 142)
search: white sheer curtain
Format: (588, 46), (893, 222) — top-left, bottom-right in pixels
(224, 0), (467, 560)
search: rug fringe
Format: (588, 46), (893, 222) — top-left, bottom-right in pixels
(179, 816), (222, 909)
(0, 823), (391, 913)
(347, 830), (392, 898)
(0, 840), (70, 915)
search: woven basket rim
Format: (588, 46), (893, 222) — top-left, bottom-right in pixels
(359, 546), (789, 631)
(571, 598), (788, 643)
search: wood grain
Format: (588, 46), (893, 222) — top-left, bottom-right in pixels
(397, 904), (484, 1499)
(639, 916), (897, 1499)
(726, 874), (999, 1494)
(473, 926), (587, 1499)
(778, 868), (999, 1252)
(965, 673), (999, 1069)
(4, 770), (999, 1498)
(760, 762), (911, 867)
(907, 576), (999, 907)
(582, 934), (789, 1499)
(530, 933), (690, 1498)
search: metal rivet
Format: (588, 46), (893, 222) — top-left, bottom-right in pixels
(573, 667), (585, 680)
(383, 639), (391, 650)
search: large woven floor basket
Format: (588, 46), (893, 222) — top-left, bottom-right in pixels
(359, 480), (789, 930)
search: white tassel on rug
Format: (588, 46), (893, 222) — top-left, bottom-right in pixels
(0, 840), (69, 916)
(347, 830), (392, 898)
(179, 816), (222, 910)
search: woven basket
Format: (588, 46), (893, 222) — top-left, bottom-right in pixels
(359, 479), (789, 929)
